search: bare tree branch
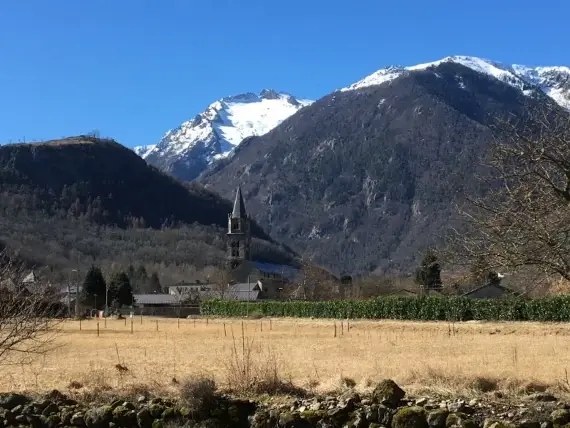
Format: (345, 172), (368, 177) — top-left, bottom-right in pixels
(447, 100), (570, 287)
(0, 251), (64, 365)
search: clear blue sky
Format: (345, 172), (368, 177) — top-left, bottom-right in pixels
(1, 0), (568, 148)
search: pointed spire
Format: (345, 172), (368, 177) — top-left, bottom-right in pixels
(231, 186), (247, 218)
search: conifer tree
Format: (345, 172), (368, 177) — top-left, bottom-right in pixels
(415, 249), (442, 291)
(82, 265), (106, 309)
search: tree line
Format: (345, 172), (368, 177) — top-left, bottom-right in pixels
(81, 264), (162, 311)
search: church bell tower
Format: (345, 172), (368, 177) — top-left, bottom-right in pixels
(227, 186), (251, 270)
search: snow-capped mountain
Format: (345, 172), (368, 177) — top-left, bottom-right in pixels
(340, 55), (570, 110)
(136, 89), (312, 181)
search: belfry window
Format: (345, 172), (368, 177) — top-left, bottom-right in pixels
(231, 241), (240, 257)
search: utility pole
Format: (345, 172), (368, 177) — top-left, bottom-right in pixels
(72, 269), (78, 317)
(67, 270), (72, 318)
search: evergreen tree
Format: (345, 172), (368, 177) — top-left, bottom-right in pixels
(82, 265), (106, 309)
(414, 249), (442, 291)
(108, 272), (133, 308)
(149, 272), (162, 293)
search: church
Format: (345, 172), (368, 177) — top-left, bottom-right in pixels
(223, 186), (300, 299)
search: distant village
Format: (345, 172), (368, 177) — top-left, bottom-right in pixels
(0, 188), (519, 318)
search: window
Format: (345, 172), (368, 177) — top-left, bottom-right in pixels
(231, 241), (240, 257)
(231, 219), (241, 231)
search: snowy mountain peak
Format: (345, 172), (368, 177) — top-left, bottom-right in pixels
(341, 55), (570, 110)
(135, 89), (313, 181)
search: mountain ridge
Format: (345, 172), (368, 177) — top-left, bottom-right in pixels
(340, 55), (570, 110)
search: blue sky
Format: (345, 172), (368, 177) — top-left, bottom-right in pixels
(1, 0), (568, 148)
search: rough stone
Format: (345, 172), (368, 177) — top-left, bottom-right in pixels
(70, 412), (86, 427)
(373, 379), (406, 408)
(417, 398), (429, 407)
(517, 420), (541, 428)
(0, 394), (30, 411)
(550, 409), (570, 426)
(300, 410), (326, 424)
(136, 408), (154, 428)
(278, 411), (300, 428)
(149, 404), (165, 419)
(84, 406), (113, 428)
(42, 403), (60, 417)
(427, 409), (449, 428)
(392, 406), (428, 428)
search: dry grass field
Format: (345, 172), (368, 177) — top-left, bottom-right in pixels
(4, 316), (570, 398)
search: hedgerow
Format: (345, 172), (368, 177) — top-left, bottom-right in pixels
(200, 295), (570, 322)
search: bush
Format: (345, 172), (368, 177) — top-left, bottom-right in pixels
(179, 375), (217, 411)
(200, 295), (570, 322)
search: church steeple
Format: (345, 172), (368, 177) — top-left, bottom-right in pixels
(227, 186), (251, 269)
(232, 186), (247, 218)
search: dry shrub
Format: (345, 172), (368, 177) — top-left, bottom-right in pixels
(403, 367), (501, 397)
(340, 376), (357, 389)
(180, 374), (217, 410)
(67, 380), (83, 390)
(402, 366), (561, 398)
(224, 324), (304, 396)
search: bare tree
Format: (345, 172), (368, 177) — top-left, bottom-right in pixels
(449, 101), (570, 286)
(296, 256), (339, 300)
(209, 265), (234, 299)
(0, 251), (63, 365)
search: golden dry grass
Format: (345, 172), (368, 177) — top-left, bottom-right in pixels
(4, 316), (570, 398)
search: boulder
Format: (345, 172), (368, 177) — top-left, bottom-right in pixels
(446, 413), (477, 428)
(392, 407), (428, 428)
(0, 394), (30, 411)
(483, 419), (516, 428)
(42, 403), (60, 417)
(136, 408), (154, 428)
(550, 409), (570, 426)
(84, 406), (113, 428)
(300, 410), (326, 425)
(70, 412), (86, 427)
(427, 409), (450, 428)
(373, 379), (406, 408)
(149, 404), (165, 419)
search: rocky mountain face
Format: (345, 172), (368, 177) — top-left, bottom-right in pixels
(200, 57), (569, 275)
(136, 89), (312, 181)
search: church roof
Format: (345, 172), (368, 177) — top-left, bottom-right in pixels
(254, 262), (299, 281)
(231, 186), (247, 218)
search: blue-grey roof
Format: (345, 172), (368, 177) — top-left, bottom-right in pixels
(133, 294), (181, 305)
(254, 262), (299, 280)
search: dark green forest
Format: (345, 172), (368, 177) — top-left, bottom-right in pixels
(0, 136), (296, 285)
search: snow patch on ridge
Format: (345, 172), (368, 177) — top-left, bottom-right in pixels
(340, 55), (570, 110)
